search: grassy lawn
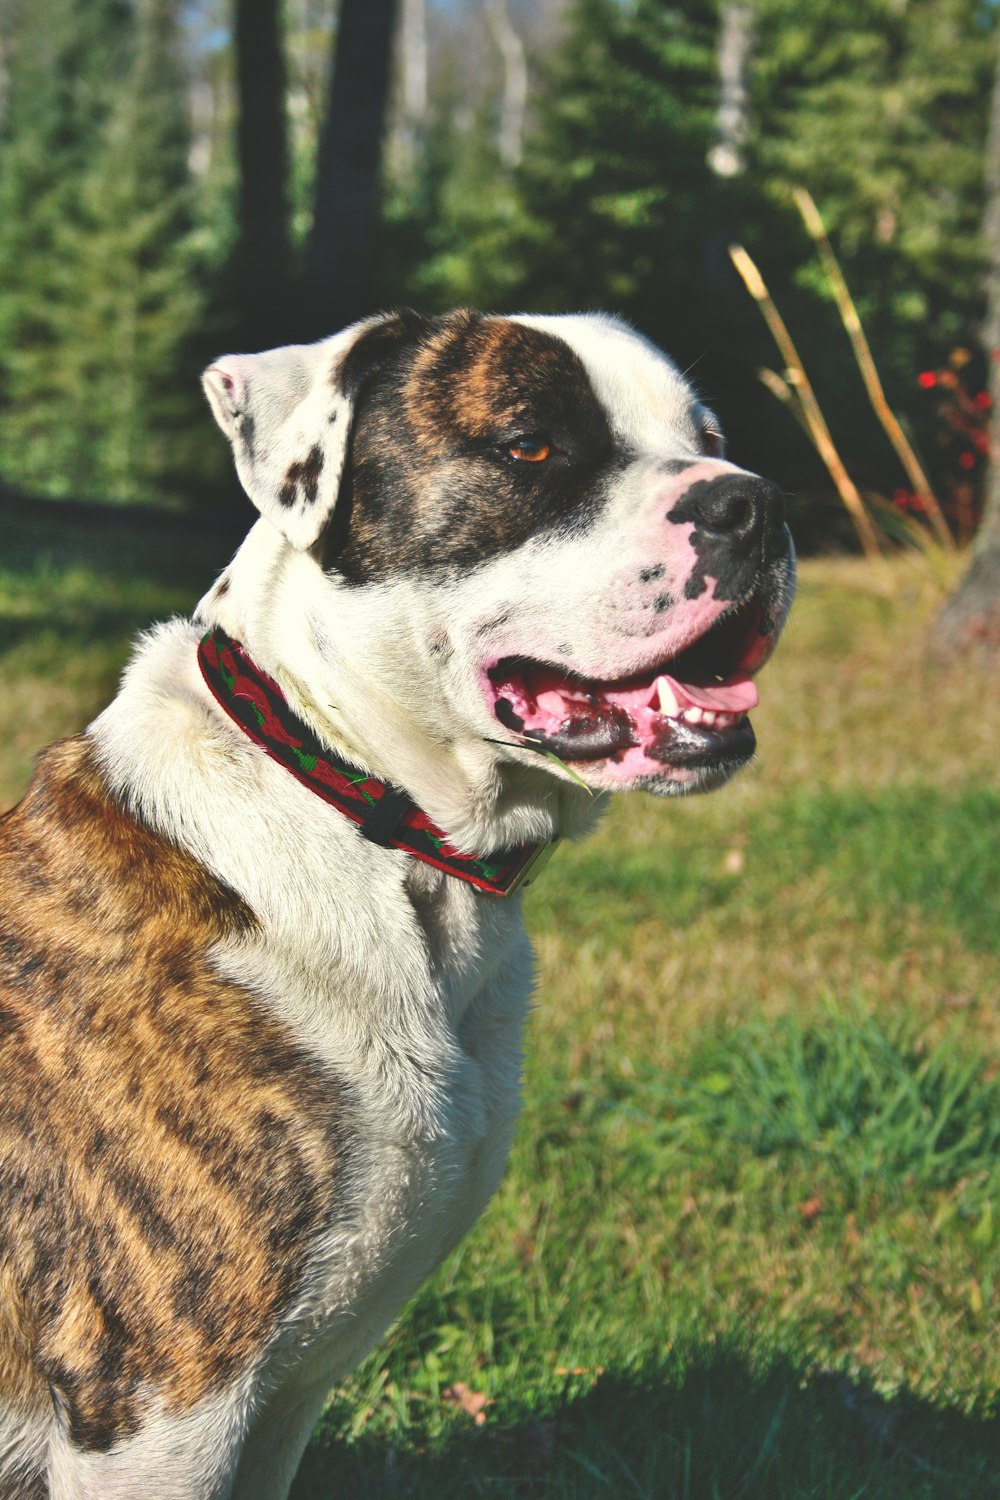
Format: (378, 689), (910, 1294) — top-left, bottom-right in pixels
(2, 509), (999, 1495)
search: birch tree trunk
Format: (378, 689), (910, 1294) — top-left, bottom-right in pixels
(486, 0), (527, 171)
(708, 2), (753, 179)
(935, 40), (1000, 656)
(395, 0), (427, 175)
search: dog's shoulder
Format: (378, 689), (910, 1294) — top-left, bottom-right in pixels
(0, 736), (355, 1452)
(1, 733), (253, 937)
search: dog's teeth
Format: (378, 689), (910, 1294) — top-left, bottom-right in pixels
(655, 676), (680, 717)
(683, 707), (703, 726)
(536, 690), (567, 717)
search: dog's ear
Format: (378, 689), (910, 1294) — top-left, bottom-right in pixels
(202, 313), (410, 550)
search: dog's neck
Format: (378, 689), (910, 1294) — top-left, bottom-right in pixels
(195, 520), (603, 856)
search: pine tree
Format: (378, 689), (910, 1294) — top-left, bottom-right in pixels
(0, 0), (132, 495)
(473, 0), (723, 336)
(752, 0), (993, 370)
(71, 0), (205, 503)
(0, 0), (207, 504)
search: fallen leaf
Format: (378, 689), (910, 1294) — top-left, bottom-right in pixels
(442, 1382), (493, 1426)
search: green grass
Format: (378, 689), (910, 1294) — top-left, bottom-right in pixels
(0, 505), (230, 805)
(3, 514), (1000, 1495)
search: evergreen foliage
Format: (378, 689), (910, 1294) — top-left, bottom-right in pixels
(0, 0), (131, 493)
(389, 0), (724, 331)
(0, 0), (208, 504)
(384, 0), (995, 509)
(753, 0), (994, 364)
(0, 0), (995, 528)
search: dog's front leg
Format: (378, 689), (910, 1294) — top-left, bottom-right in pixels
(228, 1382), (333, 1500)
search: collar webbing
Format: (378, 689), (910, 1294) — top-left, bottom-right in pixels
(197, 627), (556, 897)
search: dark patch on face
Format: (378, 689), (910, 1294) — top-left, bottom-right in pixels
(668, 475), (789, 603)
(278, 443), (325, 510)
(652, 592), (675, 614)
(0, 737), (353, 1451)
(322, 310), (623, 585)
(639, 564), (664, 583)
(428, 630), (453, 661)
(239, 411), (256, 464)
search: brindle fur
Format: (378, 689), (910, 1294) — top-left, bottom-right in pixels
(0, 740), (348, 1457)
(325, 310), (621, 584)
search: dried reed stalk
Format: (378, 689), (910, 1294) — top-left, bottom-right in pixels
(792, 187), (954, 550)
(729, 243), (883, 558)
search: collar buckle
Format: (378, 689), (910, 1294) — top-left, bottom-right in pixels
(492, 837), (562, 897)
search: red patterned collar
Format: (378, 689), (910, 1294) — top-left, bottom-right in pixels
(197, 627), (557, 897)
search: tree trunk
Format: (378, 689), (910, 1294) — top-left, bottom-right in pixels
(234, 0), (291, 349)
(707, 2), (753, 180)
(486, 0), (527, 171)
(394, 0), (427, 176)
(304, 0), (398, 337)
(935, 39), (1000, 657)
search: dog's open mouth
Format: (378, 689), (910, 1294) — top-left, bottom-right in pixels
(487, 602), (767, 773)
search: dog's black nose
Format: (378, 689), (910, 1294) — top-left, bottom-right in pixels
(682, 474), (785, 557)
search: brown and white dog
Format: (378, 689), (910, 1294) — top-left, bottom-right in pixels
(0, 310), (794, 1499)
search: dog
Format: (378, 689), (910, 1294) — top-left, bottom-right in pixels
(0, 309), (794, 1498)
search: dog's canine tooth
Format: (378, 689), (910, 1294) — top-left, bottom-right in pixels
(655, 675), (680, 717)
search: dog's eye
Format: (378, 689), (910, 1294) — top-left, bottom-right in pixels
(508, 436), (551, 463)
(698, 422), (724, 459)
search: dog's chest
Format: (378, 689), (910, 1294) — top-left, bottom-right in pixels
(233, 873), (535, 1381)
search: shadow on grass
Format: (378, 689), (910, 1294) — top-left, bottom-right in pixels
(0, 493), (239, 587)
(292, 1353), (1000, 1499)
(0, 497), (243, 653)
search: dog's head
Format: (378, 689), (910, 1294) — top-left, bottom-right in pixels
(203, 310), (794, 816)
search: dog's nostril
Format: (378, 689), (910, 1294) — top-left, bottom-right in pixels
(707, 490), (752, 532)
(679, 475), (784, 543)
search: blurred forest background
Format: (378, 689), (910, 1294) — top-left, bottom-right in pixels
(0, 0), (996, 558)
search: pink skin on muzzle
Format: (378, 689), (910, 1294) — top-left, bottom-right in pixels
(477, 459), (787, 789)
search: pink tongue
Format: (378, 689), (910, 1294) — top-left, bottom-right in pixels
(658, 672), (759, 714)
